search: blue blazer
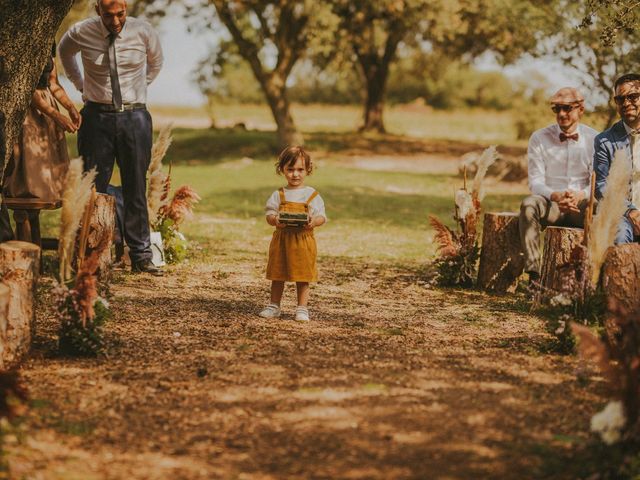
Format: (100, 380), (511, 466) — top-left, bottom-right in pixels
(593, 120), (634, 209)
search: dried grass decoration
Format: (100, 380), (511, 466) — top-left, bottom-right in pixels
(59, 158), (97, 283)
(429, 146), (498, 287)
(55, 236), (112, 357)
(588, 149), (632, 286)
(572, 302), (640, 444)
(147, 123), (173, 228)
(145, 124), (201, 263)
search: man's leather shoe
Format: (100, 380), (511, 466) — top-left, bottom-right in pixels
(132, 259), (164, 276)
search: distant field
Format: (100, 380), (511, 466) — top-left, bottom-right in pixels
(149, 103), (521, 145)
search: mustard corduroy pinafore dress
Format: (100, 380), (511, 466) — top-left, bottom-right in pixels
(266, 188), (319, 282)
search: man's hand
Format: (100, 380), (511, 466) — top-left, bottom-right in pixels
(629, 209), (640, 236)
(54, 112), (78, 133)
(554, 190), (584, 214)
(67, 106), (82, 130)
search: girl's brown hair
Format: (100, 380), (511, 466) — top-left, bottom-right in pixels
(275, 146), (313, 175)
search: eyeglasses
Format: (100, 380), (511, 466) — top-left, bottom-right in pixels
(551, 104), (577, 114)
(614, 93), (640, 106)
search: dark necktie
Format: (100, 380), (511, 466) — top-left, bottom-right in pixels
(559, 132), (579, 142)
(107, 33), (123, 110)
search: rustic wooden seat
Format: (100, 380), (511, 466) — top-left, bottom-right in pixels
(477, 212), (525, 294)
(540, 226), (584, 295)
(3, 198), (61, 250)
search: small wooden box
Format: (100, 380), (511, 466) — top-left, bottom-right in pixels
(278, 212), (309, 227)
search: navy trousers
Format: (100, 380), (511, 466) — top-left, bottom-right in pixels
(78, 105), (152, 263)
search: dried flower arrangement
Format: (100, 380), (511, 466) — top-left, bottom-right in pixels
(56, 162), (112, 356)
(429, 146), (498, 287)
(147, 125), (201, 263)
(55, 246), (112, 357)
(572, 302), (640, 444)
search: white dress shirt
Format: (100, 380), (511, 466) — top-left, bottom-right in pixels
(265, 187), (327, 220)
(527, 123), (598, 200)
(58, 16), (163, 105)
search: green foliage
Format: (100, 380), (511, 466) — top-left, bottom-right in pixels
(58, 295), (110, 357)
(157, 218), (189, 263)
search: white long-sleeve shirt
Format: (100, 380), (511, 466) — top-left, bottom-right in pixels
(527, 123), (598, 199)
(265, 187), (327, 220)
(58, 16), (163, 104)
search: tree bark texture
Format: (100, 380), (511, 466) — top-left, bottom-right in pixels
(80, 193), (116, 275)
(477, 213), (524, 294)
(602, 244), (640, 315)
(540, 226), (584, 294)
(0, 283), (10, 369)
(0, 0), (74, 178)
(0, 241), (40, 367)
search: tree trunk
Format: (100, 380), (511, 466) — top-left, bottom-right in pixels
(360, 66), (387, 133)
(264, 76), (303, 148)
(602, 244), (640, 315)
(355, 26), (403, 134)
(477, 213), (525, 294)
(0, 241), (40, 367)
(540, 226), (584, 295)
(77, 193), (116, 277)
(0, 0), (74, 177)
(0, 283), (10, 369)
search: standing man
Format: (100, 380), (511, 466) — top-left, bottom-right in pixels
(594, 73), (640, 244)
(519, 87), (598, 283)
(59, 0), (164, 275)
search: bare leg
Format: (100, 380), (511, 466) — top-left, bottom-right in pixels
(270, 281), (285, 305)
(296, 282), (310, 306)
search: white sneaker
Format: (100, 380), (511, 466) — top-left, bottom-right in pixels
(259, 304), (281, 318)
(295, 306), (310, 322)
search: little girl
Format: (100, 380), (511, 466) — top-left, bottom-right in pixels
(259, 146), (327, 322)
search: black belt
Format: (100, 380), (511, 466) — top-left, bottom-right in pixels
(85, 101), (146, 112)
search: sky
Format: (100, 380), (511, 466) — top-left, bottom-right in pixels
(59, 13), (581, 108)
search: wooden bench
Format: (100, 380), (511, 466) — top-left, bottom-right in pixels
(3, 198), (61, 250)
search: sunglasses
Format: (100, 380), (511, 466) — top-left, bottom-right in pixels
(551, 104), (577, 113)
(614, 93), (640, 106)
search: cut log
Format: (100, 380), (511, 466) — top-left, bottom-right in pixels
(76, 192), (116, 275)
(602, 244), (640, 315)
(0, 241), (40, 367)
(540, 226), (584, 294)
(477, 212), (524, 294)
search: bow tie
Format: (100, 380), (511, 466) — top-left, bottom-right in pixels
(559, 132), (579, 142)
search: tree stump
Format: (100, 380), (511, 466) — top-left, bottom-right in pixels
(0, 284), (11, 369)
(477, 212), (524, 294)
(602, 244), (640, 315)
(76, 192), (115, 275)
(0, 241), (40, 366)
(540, 226), (584, 295)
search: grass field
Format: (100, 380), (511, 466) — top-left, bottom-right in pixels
(51, 105), (528, 263)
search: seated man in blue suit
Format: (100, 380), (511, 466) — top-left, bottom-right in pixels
(594, 73), (640, 244)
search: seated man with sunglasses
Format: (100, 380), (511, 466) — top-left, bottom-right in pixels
(594, 73), (640, 244)
(519, 87), (597, 284)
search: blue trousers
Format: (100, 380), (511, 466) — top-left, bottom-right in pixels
(615, 215), (640, 244)
(78, 105), (152, 262)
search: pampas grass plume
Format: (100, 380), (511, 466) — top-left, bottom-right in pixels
(588, 149), (631, 286)
(147, 124), (173, 226)
(149, 123), (173, 174)
(59, 158), (97, 282)
(471, 145), (499, 201)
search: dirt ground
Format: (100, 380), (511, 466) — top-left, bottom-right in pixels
(5, 245), (613, 479)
